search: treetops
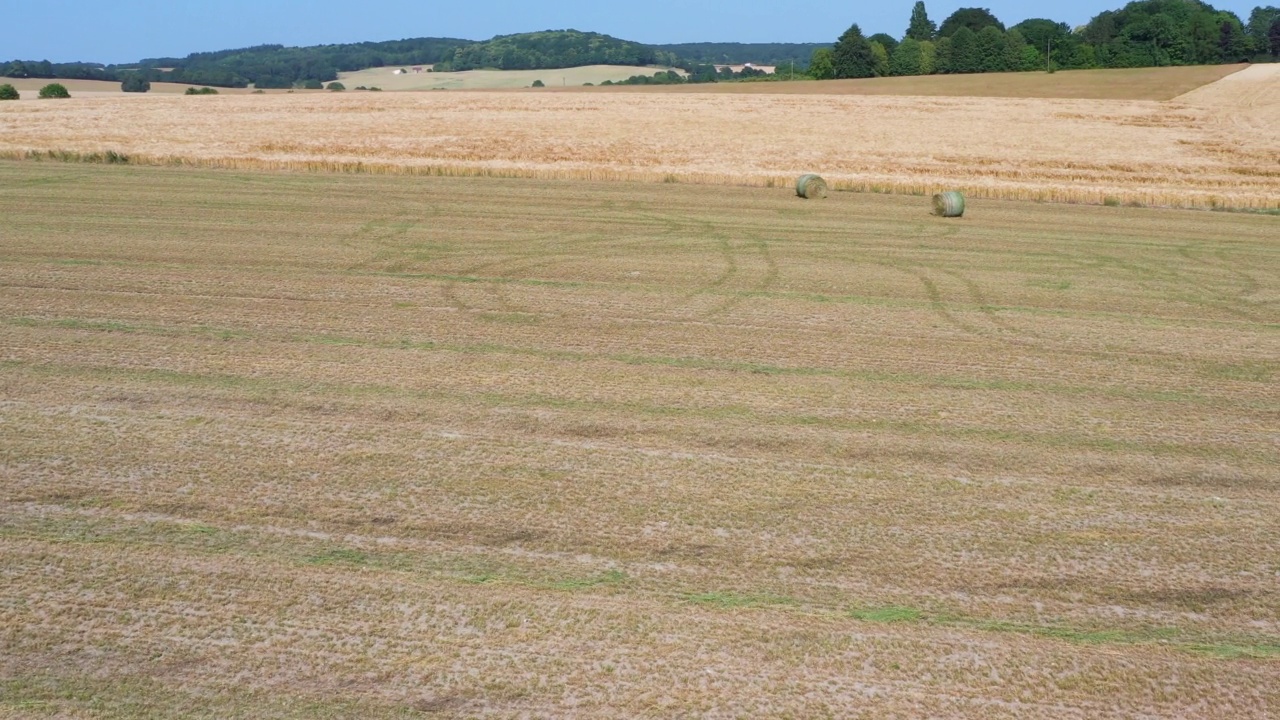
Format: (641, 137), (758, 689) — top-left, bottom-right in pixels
(813, 1), (1279, 80)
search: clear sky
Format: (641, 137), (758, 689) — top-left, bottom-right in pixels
(7, 0), (1268, 64)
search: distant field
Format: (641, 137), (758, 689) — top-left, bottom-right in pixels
(0, 77), (273, 99)
(1, 64), (1276, 210)
(1, 163), (1277, 717)
(591, 64), (1248, 101)
(336, 64), (683, 90)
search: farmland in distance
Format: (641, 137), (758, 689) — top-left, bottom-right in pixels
(1, 64), (1276, 211)
(1, 162), (1277, 717)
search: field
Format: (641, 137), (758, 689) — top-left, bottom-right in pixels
(0, 78), (271, 99)
(335, 65), (683, 90)
(591, 64), (1247, 100)
(1, 162), (1278, 717)
(1, 64), (1277, 211)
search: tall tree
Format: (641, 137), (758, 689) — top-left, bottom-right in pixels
(832, 24), (877, 78)
(1218, 17), (1248, 60)
(933, 36), (954, 73)
(1271, 16), (1280, 56)
(938, 8), (1006, 38)
(906, 2), (937, 42)
(949, 27), (980, 73)
(975, 26), (1008, 71)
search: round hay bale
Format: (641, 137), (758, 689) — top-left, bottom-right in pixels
(933, 191), (966, 217)
(796, 174), (828, 199)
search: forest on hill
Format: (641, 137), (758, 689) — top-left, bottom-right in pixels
(2, 1), (1277, 89)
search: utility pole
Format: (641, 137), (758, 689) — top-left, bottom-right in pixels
(1047, 38), (1052, 73)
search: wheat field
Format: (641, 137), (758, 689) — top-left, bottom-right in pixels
(1, 64), (1276, 210)
(1, 161), (1278, 717)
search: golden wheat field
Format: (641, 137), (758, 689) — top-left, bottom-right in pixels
(1, 64), (1277, 210)
(1, 161), (1278, 717)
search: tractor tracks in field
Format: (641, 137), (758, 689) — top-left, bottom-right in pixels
(341, 213), (429, 273)
(1176, 242), (1278, 312)
(1089, 249), (1274, 325)
(439, 203), (694, 315)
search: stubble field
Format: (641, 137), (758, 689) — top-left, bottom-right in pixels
(1, 64), (1277, 211)
(1, 162), (1277, 717)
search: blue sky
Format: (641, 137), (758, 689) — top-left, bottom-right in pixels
(8, 0), (1268, 64)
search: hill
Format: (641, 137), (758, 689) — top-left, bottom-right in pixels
(438, 30), (679, 72)
(134, 38), (473, 88)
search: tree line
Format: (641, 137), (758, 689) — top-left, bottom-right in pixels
(808, 1), (1280, 80)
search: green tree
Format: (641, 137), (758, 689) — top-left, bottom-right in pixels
(1012, 19), (1069, 51)
(933, 36), (953, 73)
(939, 7), (1006, 38)
(1247, 6), (1280, 55)
(326, 81), (345, 90)
(1002, 28), (1033, 71)
(121, 74), (150, 93)
(870, 42), (891, 76)
(37, 83), (69, 98)
(1271, 16), (1280, 56)
(531, 79), (545, 87)
(906, 1), (937, 41)
(832, 23), (877, 78)
(1218, 17), (1248, 60)
(302, 79), (323, 89)
(976, 25), (1008, 71)
(919, 40), (938, 74)
(949, 26), (980, 72)
(890, 37), (924, 75)
(0, 84), (18, 100)
(869, 33), (899, 55)
(808, 47), (835, 79)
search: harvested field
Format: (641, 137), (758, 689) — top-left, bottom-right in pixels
(336, 64), (685, 90)
(1, 162), (1278, 718)
(587, 64), (1248, 100)
(1, 64), (1276, 210)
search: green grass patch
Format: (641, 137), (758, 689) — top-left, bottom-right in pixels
(478, 312), (544, 325)
(548, 569), (628, 591)
(1200, 360), (1274, 382)
(849, 605), (923, 623)
(683, 591), (797, 609)
(50, 258), (103, 266)
(304, 548), (371, 566)
(1026, 278), (1073, 291)
(1186, 643), (1280, 659)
